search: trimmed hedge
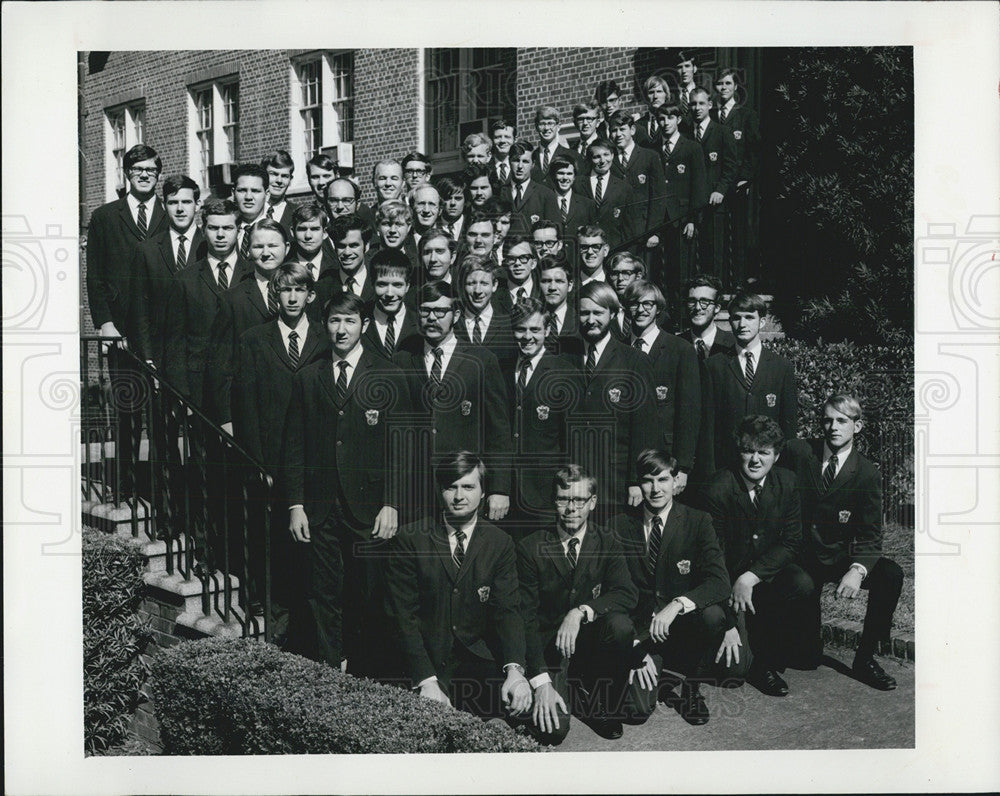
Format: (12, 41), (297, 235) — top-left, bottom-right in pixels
(771, 339), (914, 509)
(150, 638), (542, 754)
(83, 528), (152, 754)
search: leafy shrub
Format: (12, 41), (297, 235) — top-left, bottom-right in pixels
(771, 339), (914, 511)
(150, 638), (542, 754)
(83, 528), (152, 754)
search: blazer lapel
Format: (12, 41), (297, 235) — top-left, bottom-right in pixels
(431, 525), (459, 583)
(828, 446), (859, 495)
(318, 359), (339, 405)
(148, 200), (166, 234)
(117, 198), (143, 242)
(545, 532), (572, 582)
(156, 234), (175, 274)
(266, 323), (295, 370)
(343, 352), (370, 403)
(728, 352), (748, 390)
(198, 260), (224, 298)
(454, 523), (485, 586)
(297, 323), (325, 367)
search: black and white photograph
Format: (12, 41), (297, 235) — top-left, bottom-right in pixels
(3, 2), (999, 794)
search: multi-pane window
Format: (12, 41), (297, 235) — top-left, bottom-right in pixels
(187, 78), (240, 192)
(426, 48), (515, 170)
(104, 102), (145, 200)
(290, 51), (355, 186)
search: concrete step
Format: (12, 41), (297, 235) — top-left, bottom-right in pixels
(143, 569), (242, 614)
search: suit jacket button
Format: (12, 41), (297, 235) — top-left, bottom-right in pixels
(431, 428), (437, 435)
(752, 534), (759, 540)
(453, 588), (458, 594)
(514, 432), (519, 439)
(338, 410), (344, 416)
(336, 440), (343, 446)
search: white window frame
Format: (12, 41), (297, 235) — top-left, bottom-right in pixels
(289, 51), (355, 193)
(186, 77), (240, 194)
(104, 102), (145, 202)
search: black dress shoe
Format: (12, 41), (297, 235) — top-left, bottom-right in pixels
(853, 656), (897, 691)
(679, 681), (709, 725)
(590, 717), (624, 740)
(748, 667), (789, 697)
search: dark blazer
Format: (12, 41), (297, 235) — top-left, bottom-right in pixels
(501, 180), (561, 238)
(130, 227), (205, 366)
(362, 307), (421, 362)
(393, 339), (513, 496)
(86, 195), (167, 330)
(661, 135), (708, 225)
(632, 111), (663, 152)
(780, 438), (883, 572)
(162, 257), (248, 407)
(454, 309), (517, 366)
(494, 277), (543, 315)
(574, 173), (641, 250)
(714, 104), (760, 183)
(289, 251), (341, 323)
(283, 349), (411, 532)
(574, 337), (658, 507)
(702, 466), (802, 583)
(517, 524), (638, 678)
(313, 262), (377, 317)
(205, 272), (277, 425)
(610, 503), (731, 627)
(680, 326), (738, 359)
(695, 120), (739, 199)
(531, 143), (580, 184)
(231, 319), (329, 474)
(504, 353), (585, 517)
(555, 191), (599, 239)
(387, 517), (526, 686)
(611, 146), (667, 237)
(704, 345), (798, 473)
(490, 157), (513, 187)
(273, 202), (297, 242)
(640, 329), (702, 473)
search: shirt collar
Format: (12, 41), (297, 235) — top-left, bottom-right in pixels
(823, 441), (853, 465)
(741, 473), (767, 493)
(587, 332), (611, 363)
(467, 302), (494, 326)
(340, 264), (367, 287)
(424, 331), (457, 357)
(443, 513), (477, 542)
(332, 341), (364, 369)
(694, 322), (718, 348)
(667, 130), (682, 147)
(557, 524), (587, 548)
(207, 251), (237, 269)
(510, 275), (534, 296)
(636, 323), (660, 347)
(126, 193), (154, 213)
(375, 303), (406, 324)
(169, 226), (194, 246)
(738, 337), (763, 362)
(519, 346), (546, 373)
(278, 313), (309, 339)
(622, 141), (635, 159)
(642, 503), (673, 532)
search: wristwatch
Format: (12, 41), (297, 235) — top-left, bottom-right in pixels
(577, 605), (590, 623)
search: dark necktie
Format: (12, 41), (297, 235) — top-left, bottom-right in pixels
(430, 346), (443, 386)
(594, 174), (604, 204)
(345, 275), (357, 296)
(336, 360), (349, 400)
(267, 205), (275, 220)
(267, 281), (278, 315)
(240, 223), (252, 260)
(217, 262), (229, 290)
(136, 202), (148, 239)
(667, 136), (676, 154)
(516, 287), (526, 303)
(516, 359), (529, 395)
(720, 105), (728, 123)
(175, 234), (187, 270)
(750, 483), (762, 512)
(453, 529), (466, 569)
(585, 345), (597, 380)
(647, 515), (663, 576)
(566, 536), (579, 569)
(472, 315), (483, 345)
(514, 184), (523, 206)
(541, 147), (550, 174)
(560, 196), (568, 223)
(499, 162), (508, 182)
(618, 150), (627, 170)
(650, 118), (658, 139)
(384, 313), (396, 351)
(744, 350), (756, 388)
(696, 339), (708, 361)
(287, 330), (300, 365)
(681, 89), (689, 107)
(632, 337), (645, 351)
(822, 454), (839, 492)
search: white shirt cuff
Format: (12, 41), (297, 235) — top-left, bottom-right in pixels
(529, 672), (552, 689)
(850, 562), (868, 579)
(289, 504), (303, 511)
(579, 604), (595, 622)
(676, 596), (696, 614)
(416, 676), (437, 690)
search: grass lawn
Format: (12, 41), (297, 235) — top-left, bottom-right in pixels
(818, 522), (914, 634)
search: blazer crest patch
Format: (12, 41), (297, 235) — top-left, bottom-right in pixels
(592, 584), (602, 599)
(656, 385), (668, 400)
(733, 130), (743, 140)
(766, 393), (777, 407)
(478, 586), (491, 602)
(461, 400), (472, 416)
(677, 559), (691, 575)
(536, 404), (550, 420)
(613, 207), (621, 218)
(365, 409), (380, 426)
(677, 164), (686, 174)
(637, 174), (647, 184)
(608, 387), (622, 403)
(530, 214), (540, 223)
(839, 510), (851, 523)
(709, 151), (718, 161)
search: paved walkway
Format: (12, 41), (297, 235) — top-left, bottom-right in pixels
(557, 647), (914, 751)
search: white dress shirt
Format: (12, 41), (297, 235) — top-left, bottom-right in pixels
(507, 276), (535, 306)
(549, 302), (568, 334)
(692, 322), (719, 351)
(632, 323), (660, 351)
(642, 504), (696, 613)
(126, 193), (157, 229)
(584, 332), (612, 368)
(516, 347), (546, 388)
(423, 332), (458, 378)
(206, 251), (238, 286)
(169, 227), (195, 262)
(331, 340), (365, 390)
(277, 314), (309, 357)
(464, 303), (494, 341)
(340, 265), (368, 297)
(373, 304), (408, 347)
(737, 338), (763, 381)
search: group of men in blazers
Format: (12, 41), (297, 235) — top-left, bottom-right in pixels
(85, 72), (897, 743)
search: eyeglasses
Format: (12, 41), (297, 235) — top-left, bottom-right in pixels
(628, 300), (657, 311)
(328, 196), (356, 206)
(404, 168), (428, 176)
(576, 115), (599, 123)
(554, 496), (592, 508)
(610, 270), (638, 279)
(418, 307), (453, 319)
(129, 167), (159, 176)
(534, 240), (560, 250)
(536, 120), (559, 128)
(580, 243), (606, 253)
(505, 254), (534, 265)
(685, 298), (718, 309)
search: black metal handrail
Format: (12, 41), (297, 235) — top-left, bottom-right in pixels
(81, 335), (273, 640)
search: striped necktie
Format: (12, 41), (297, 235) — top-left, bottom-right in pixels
(240, 223), (252, 260)
(566, 537), (579, 569)
(822, 454), (839, 492)
(647, 515), (663, 576)
(175, 234), (187, 270)
(744, 350), (755, 388)
(384, 313), (396, 352)
(136, 202), (148, 239)
(287, 331), (300, 365)
(453, 529), (466, 569)
(594, 174), (604, 204)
